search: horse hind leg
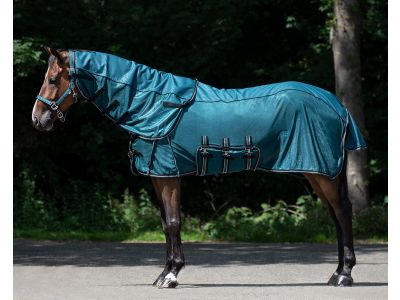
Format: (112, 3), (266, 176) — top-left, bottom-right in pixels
(304, 172), (355, 287)
(303, 174), (344, 285)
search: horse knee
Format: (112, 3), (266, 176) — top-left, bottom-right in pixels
(161, 218), (181, 234)
(165, 219), (181, 233)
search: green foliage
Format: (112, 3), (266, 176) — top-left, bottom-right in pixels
(204, 196), (334, 242)
(14, 169), (56, 229)
(13, 38), (43, 80)
(14, 172), (387, 242)
(204, 195), (387, 242)
(353, 198), (388, 239)
(14, 169), (157, 234)
(14, 170), (206, 239)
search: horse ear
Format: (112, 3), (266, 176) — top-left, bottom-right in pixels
(43, 46), (66, 66)
(43, 46), (53, 56)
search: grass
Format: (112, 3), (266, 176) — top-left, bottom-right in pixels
(14, 228), (387, 244)
(13, 228), (208, 242)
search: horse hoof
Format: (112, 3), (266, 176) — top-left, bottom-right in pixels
(157, 273), (178, 288)
(327, 272), (339, 286)
(329, 274), (353, 287)
(152, 276), (165, 287)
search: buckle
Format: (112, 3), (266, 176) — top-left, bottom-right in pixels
(222, 151), (231, 159)
(244, 149), (253, 158)
(51, 103), (58, 110)
(200, 147), (211, 157)
(57, 110), (64, 119)
(73, 92), (78, 103)
(128, 149), (140, 158)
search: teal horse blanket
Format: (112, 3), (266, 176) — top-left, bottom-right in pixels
(69, 50), (366, 179)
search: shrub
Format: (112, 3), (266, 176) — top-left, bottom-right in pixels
(207, 195), (357, 242)
(204, 195), (388, 242)
(14, 169), (159, 234)
(353, 197), (388, 239)
(14, 169), (57, 230)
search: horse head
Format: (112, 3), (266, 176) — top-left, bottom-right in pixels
(32, 47), (79, 131)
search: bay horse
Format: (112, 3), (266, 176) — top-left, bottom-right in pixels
(32, 47), (366, 288)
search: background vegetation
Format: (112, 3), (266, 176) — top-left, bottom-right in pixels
(14, 0), (387, 241)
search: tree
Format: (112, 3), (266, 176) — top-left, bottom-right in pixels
(331, 0), (369, 213)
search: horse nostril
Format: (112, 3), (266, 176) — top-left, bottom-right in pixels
(32, 115), (39, 127)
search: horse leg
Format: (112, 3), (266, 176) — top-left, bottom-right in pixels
(151, 199), (172, 286)
(309, 172), (356, 287)
(151, 177), (185, 288)
(303, 173), (344, 285)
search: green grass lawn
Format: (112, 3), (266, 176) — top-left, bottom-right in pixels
(14, 228), (386, 244)
(13, 228), (207, 242)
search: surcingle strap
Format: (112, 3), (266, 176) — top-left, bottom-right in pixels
(244, 135), (253, 170)
(222, 137), (231, 174)
(199, 135), (211, 176)
(127, 149), (141, 159)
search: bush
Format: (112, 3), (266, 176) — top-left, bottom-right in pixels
(204, 196), (333, 242)
(14, 168), (160, 234)
(14, 169), (56, 230)
(204, 195), (387, 242)
(353, 196), (388, 239)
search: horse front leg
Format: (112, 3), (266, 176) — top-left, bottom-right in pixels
(151, 205), (172, 286)
(151, 177), (185, 288)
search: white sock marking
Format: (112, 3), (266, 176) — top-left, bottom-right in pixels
(164, 273), (177, 281)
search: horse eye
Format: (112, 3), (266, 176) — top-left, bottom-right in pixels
(49, 77), (58, 85)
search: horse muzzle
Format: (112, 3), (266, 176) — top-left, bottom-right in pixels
(32, 110), (54, 131)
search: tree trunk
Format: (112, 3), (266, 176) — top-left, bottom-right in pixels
(331, 0), (369, 213)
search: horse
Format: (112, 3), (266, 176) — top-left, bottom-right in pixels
(32, 47), (366, 288)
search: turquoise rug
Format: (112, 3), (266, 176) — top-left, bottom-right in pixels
(70, 50), (366, 178)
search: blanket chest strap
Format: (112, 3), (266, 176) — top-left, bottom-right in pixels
(199, 135), (211, 176)
(244, 135), (254, 170)
(221, 137), (232, 174)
